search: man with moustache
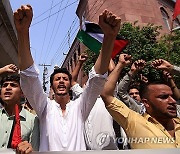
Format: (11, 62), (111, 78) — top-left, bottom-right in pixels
(14, 4), (121, 151)
(101, 55), (180, 148)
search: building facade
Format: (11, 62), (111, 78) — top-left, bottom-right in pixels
(62, 0), (179, 85)
(0, 0), (18, 68)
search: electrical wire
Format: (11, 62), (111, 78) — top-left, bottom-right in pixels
(33, 0), (66, 21)
(38, 0), (54, 64)
(50, 17), (79, 66)
(31, 0), (79, 27)
(49, 0), (104, 68)
(44, 0), (71, 64)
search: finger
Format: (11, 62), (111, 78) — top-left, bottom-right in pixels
(24, 5), (33, 17)
(11, 64), (17, 70)
(25, 146), (33, 154)
(8, 64), (13, 68)
(99, 13), (105, 25)
(17, 8), (24, 20)
(157, 59), (163, 65)
(111, 17), (121, 27)
(124, 55), (132, 61)
(18, 145), (28, 154)
(27, 4), (32, 10)
(151, 60), (158, 67)
(108, 15), (116, 26)
(18, 141), (28, 147)
(14, 11), (21, 20)
(99, 9), (108, 22)
(105, 11), (113, 23)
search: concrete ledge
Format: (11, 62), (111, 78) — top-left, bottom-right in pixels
(1, 148), (180, 154)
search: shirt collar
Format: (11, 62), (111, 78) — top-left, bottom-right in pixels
(53, 99), (73, 117)
(0, 107), (26, 120)
(143, 112), (180, 124)
(173, 117), (180, 124)
(143, 113), (159, 124)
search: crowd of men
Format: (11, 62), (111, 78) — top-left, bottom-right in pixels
(0, 4), (180, 153)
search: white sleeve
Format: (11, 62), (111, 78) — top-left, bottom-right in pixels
(20, 64), (48, 118)
(71, 83), (83, 100)
(78, 66), (108, 121)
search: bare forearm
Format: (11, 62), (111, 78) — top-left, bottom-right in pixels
(18, 30), (34, 71)
(108, 59), (115, 73)
(0, 67), (5, 75)
(71, 61), (83, 85)
(94, 35), (115, 75)
(103, 63), (124, 96)
(171, 65), (180, 76)
(169, 79), (180, 100)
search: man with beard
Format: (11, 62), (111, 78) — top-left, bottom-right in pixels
(14, 4), (121, 151)
(101, 55), (180, 148)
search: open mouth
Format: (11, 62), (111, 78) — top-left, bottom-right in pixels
(167, 105), (177, 113)
(4, 92), (12, 96)
(57, 85), (66, 90)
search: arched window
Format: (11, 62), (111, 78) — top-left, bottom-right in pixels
(160, 7), (170, 30)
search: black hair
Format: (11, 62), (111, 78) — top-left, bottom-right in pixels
(139, 80), (167, 99)
(50, 68), (72, 86)
(128, 83), (140, 93)
(0, 74), (20, 87)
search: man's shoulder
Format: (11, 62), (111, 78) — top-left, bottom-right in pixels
(22, 108), (38, 120)
(173, 117), (180, 124)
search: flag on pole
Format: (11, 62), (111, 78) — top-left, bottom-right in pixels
(173, 0), (180, 20)
(77, 21), (128, 59)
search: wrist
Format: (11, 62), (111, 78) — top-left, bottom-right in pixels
(17, 28), (29, 36)
(77, 61), (84, 67)
(117, 62), (126, 68)
(129, 69), (137, 76)
(104, 33), (116, 40)
(128, 71), (133, 77)
(167, 64), (174, 72)
(0, 67), (6, 73)
(171, 86), (177, 90)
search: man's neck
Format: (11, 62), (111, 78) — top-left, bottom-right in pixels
(4, 102), (21, 116)
(155, 117), (175, 130)
(55, 94), (70, 111)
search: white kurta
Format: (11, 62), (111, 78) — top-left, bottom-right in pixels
(71, 83), (118, 150)
(20, 64), (107, 152)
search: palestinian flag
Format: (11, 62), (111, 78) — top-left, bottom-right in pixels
(77, 21), (128, 59)
(173, 0), (180, 20)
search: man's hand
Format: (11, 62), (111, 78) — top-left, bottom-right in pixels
(118, 54), (132, 67)
(151, 59), (173, 72)
(140, 74), (148, 83)
(130, 59), (146, 75)
(78, 53), (88, 63)
(14, 5), (33, 32)
(16, 141), (33, 154)
(99, 10), (121, 37)
(1, 64), (18, 74)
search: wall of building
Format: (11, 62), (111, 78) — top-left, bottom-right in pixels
(62, 0), (179, 86)
(79, 0), (176, 32)
(0, 0), (18, 68)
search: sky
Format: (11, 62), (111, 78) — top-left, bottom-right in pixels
(9, 0), (80, 92)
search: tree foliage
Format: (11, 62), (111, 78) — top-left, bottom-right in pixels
(83, 22), (180, 87)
